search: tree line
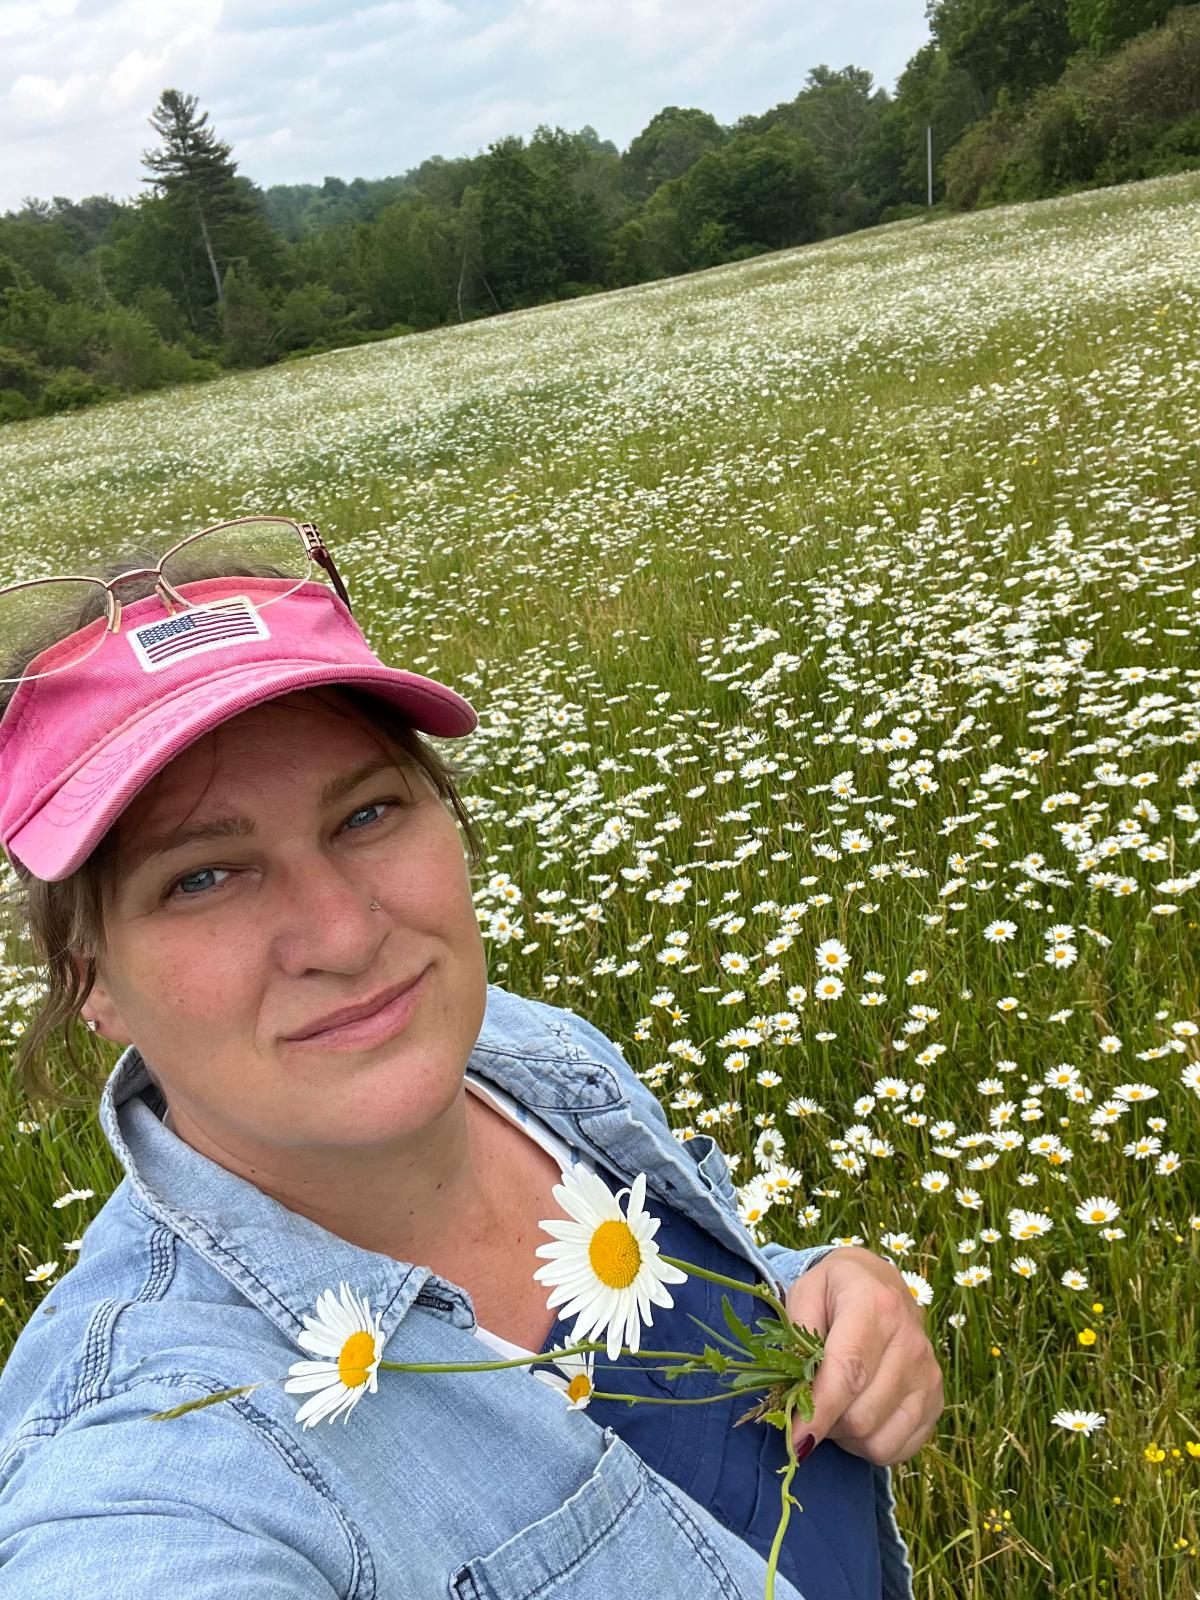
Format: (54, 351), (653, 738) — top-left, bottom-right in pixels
(1, 0), (1197, 425)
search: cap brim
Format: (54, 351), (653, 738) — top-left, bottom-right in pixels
(9, 660), (477, 881)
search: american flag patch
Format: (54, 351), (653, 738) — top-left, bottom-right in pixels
(127, 595), (270, 674)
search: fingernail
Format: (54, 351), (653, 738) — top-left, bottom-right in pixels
(794, 1433), (817, 1462)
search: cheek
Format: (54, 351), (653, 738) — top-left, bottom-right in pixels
(128, 931), (255, 1031)
(402, 814), (476, 915)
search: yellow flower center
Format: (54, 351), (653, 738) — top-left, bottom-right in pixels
(566, 1373), (593, 1403)
(338, 1330), (377, 1389)
(589, 1219), (643, 1288)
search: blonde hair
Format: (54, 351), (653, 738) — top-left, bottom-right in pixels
(0, 554), (483, 1114)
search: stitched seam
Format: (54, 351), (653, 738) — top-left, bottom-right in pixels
(469, 1042), (623, 1107)
(124, 1192), (416, 1339)
(643, 1471), (745, 1599)
(74, 1224), (178, 1410)
(125, 1193), (307, 1335)
(0, 1227), (184, 1480)
(5, 1372), (375, 1600)
(459, 1462), (642, 1600)
(515, 1468), (641, 1600)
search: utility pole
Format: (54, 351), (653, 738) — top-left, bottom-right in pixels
(927, 125), (933, 207)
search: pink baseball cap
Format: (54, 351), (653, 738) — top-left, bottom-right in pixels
(0, 575), (478, 882)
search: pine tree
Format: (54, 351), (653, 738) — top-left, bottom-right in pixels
(140, 89), (271, 306)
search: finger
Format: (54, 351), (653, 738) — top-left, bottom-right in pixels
(825, 1339), (914, 1453)
(805, 1291), (891, 1444)
(830, 1349), (943, 1464)
(854, 1384), (943, 1466)
(879, 1409), (941, 1466)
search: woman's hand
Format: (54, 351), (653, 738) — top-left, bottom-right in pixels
(782, 1246), (943, 1466)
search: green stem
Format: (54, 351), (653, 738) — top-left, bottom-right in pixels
(590, 1388), (764, 1407)
(658, 1254), (790, 1321)
(764, 1392), (802, 1600)
(377, 1341), (601, 1374)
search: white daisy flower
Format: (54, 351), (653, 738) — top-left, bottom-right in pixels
(901, 1270), (933, 1306)
(534, 1166), (687, 1361)
(814, 938), (851, 971)
(532, 1346), (596, 1410)
(1008, 1208), (1053, 1240)
(1075, 1196), (1120, 1225)
(283, 1282), (386, 1429)
(1052, 1409), (1105, 1436)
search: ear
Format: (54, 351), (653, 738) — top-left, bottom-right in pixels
(73, 951), (134, 1047)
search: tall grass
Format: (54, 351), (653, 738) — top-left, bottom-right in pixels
(2, 169), (1199, 1596)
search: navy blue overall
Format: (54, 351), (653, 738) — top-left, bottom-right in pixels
(538, 1156), (884, 1600)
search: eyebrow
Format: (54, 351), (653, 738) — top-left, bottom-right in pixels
(119, 756), (405, 880)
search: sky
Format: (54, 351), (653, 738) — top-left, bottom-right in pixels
(0, 0), (931, 214)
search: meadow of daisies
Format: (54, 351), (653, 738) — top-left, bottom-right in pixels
(1, 168), (1199, 1595)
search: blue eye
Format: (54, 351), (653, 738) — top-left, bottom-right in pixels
(164, 800), (399, 902)
(172, 867), (226, 898)
(344, 803), (387, 829)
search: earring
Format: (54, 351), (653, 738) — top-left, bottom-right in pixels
(85, 1018), (99, 1033)
(369, 900), (381, 911)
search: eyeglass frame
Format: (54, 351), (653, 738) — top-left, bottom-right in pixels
(0, 516), (352, 685)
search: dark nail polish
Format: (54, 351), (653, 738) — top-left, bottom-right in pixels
(794, 1433), (817, 1462)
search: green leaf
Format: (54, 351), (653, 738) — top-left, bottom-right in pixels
(762, 1409), (789, 1430)
(729, 1369), (784, 1390)
(721, 1293), (757, 1352)
(703, 1343), (730, 1374)
(686, 1311), (746, 1355)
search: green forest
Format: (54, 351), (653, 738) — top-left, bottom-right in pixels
(1, 0), (1197, 427)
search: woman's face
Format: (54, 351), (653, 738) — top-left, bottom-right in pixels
(83, 689), (489, 1156)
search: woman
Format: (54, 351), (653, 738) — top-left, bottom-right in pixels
(0, 525), (938, 1597)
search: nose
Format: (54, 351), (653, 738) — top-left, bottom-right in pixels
(272, 851), (387, 974)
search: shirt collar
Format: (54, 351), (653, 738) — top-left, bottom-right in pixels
(97, 984), (628, 1356)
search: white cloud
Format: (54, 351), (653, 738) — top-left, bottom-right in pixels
(9, 70), (93, 120)
(0, 0), (930, 211)
(107, 48), (173, 108)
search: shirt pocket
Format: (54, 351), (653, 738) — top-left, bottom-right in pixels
(448, 1426), (764, 1600)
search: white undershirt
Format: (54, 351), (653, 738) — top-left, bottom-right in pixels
(159, 1073), (591, 1362)
(463, 1070), (593, 1360)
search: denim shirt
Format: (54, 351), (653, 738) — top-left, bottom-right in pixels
(0, 985), (916, 1599)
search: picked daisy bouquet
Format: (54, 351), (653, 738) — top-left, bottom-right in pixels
(147, 1164), (825, 1600)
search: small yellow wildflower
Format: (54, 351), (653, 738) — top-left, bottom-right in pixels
(1185, 1441), (1200, 1458)
(1077, 1328), (1097, 1347)
(1144, 1444), (1166, 1463)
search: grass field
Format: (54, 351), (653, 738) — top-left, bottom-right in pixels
(1, 169), (1199, 1596)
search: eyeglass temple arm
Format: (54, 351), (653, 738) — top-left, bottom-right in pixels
(300, 523), (353, 613)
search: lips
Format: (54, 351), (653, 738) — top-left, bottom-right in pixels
(286, 972), (423, 1042)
